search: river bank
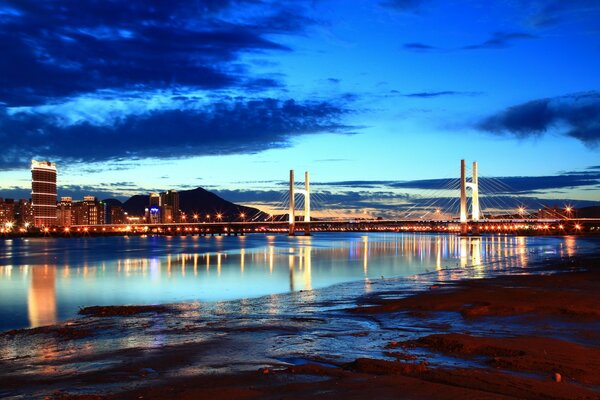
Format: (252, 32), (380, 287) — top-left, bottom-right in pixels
(1, 253), (599, 399)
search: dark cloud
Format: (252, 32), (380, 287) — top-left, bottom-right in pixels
(312, 180), (397, 189)
(478, 91), (600, 147)
(0, 97), (354, 168)
(522, 0), (600, 28)
(312, 166), (600, 194)
(403, 42), (438, 52)
(461, 32), (537, 50)
(380, 0), (425, 12)
(403, 91), (480, 98)
(404, 32), (537, 53)
(389, 173), (600, 194)
(0, 0), (313, 106)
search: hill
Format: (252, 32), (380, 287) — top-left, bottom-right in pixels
(115, 187), (266, 221)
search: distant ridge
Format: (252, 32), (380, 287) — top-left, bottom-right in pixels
(105, 187), (266, 221)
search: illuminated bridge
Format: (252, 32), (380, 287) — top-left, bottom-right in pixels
(34, 160), (600, 237)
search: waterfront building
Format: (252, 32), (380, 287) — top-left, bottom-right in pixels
(56, 197), (73, 227)
(147, 192), (161, 223)
(109, 206), (126, 225)
(0, 198), (15, 225)
(31, 160), (57, 227)
(15, 199), (33, 227)
(160, 190), (179, 222)
(72, 196), (105, 225)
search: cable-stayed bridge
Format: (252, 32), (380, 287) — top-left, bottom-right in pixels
(59, 159), (599, 236)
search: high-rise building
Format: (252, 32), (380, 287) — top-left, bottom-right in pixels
(160, 190), (179, 222)
(109, 206), (126, 225)
(72, 196), (105, 225)
(15, 199), (33, 227)
(31, 160), (57, 227)
(56, 197), (73, 227)
(0, 198), (15, 225)
(147, 192), (161, 223)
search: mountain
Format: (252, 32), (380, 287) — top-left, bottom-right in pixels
(576, 206), (600, 218)
(102, 198), (123, 208)
(116, 187), (266, 221)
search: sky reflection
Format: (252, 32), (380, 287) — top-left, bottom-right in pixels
(0, 233), (592, 331)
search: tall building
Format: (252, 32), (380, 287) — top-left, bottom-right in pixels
(160, 190), (179, 222)
(73, 196), (105, 225)
(147, 192), (161, 224)
(109, 206), (126, 225)
(15, 199), (33, 227)
(31, 160), (57, 227)
(0, 198), (15, 224)
(56, 197), (73, 227)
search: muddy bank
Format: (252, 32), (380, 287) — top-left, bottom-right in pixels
(1, 255), (600, 399)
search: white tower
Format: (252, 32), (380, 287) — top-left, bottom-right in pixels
(288, 170), (311, 236)
(460, 160), (480, 229)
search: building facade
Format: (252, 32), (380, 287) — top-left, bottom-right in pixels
(31, 160), (57, 227)
(15, 200), (33, 227)
(72, 196), (105, 225)
(160, 190), (179, 223)
(0, 198), (15, 225)
(56, 197), (73, 227)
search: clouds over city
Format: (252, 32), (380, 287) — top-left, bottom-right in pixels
(0, 96), (354, 168)
(0, 0), (359, 169)
(0, 0), (314, 106)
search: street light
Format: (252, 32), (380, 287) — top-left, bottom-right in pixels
(216, 213), (222, 221)
(517, 206), (525, 217)
(565, 206), (573, 219)
(240, 213), (245, 222)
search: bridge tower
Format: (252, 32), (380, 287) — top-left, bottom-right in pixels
(460, 159), (480, 234)
(289, 170), (311, 236)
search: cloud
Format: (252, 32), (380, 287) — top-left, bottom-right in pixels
(380, 0), (426, 12)
(403, 42), (438, 52)
(521, 0), (600, 28)
(311, 167), (600, 194)
(403, 91), (481, 98)
(0, 0), (314, 106)
(461, 32), (537, 50)
(403, 32), (537, 53)
(477, 91), (600, 147)
(0, 96), (355, 168)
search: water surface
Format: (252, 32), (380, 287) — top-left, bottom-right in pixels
(0, 232), (593, 331)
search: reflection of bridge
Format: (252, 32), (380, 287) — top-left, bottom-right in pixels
(56, 160), (599, 236)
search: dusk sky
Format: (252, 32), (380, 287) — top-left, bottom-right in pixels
(1, 0), (599, 217)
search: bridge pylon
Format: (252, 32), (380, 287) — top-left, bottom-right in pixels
(460, 159), (480, 234)
(288, 169), (311, 236)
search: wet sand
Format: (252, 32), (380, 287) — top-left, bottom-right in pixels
(1, 255), (600, 399)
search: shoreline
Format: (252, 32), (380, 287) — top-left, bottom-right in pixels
(1, 253), (600, 399)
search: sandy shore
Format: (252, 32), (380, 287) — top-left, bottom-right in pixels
(1, 254), (599, 399)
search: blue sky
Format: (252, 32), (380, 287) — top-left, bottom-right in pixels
(0, 0), (599, 217)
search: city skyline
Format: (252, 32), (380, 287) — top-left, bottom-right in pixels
(0, 0), (599, 216)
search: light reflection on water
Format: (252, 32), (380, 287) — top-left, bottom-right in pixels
(0, 232), (589, 331)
